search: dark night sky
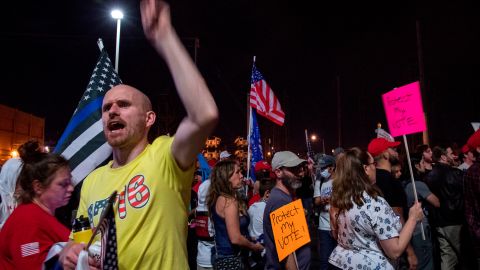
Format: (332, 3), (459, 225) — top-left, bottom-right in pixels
(1, 0), (479, 155)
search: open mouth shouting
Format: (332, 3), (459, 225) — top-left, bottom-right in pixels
(107, 120), (126, 134)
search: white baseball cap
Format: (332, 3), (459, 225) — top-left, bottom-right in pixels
(271, 151), (306, 170)
(219, 151), (232, 159)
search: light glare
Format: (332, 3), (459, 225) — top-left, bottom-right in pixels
(111, 9), (124, 19)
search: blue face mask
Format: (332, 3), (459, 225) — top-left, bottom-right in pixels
(320, 168), (331, 179)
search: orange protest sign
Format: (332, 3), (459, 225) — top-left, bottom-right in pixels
(270, 199), (311, 261)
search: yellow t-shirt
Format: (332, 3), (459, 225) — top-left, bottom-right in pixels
(76, 136), (193, 269)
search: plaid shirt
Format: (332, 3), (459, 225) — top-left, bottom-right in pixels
(464, 162), (480, 241)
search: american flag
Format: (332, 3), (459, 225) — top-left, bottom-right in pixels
(20, 242), (39, 257)
(249, 65), (285, 126)
(97, 191), (118, 269)
(54, 46), (122, 185)
(376, 127), (395, 142)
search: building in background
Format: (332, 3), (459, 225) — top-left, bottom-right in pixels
(203, 136), (221, 160)
(234, 136), (248, 160)
(0, 104), (44, 165)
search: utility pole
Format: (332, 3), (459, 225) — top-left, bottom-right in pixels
(336, 76), (342, 147)
(416, 20), (429, 145)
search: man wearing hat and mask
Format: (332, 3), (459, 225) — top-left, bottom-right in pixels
(368, 138), (417, 269)
(464, 129), (480, 268)
(263, 151), (311, 270)
(313, 154), (337, 270)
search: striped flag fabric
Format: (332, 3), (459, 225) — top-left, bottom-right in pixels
(376, 127), (395, 142)
(20, 242), (39, 257)
(249, 64), (285, 126)
(249, 109), (263, 181)
(98, 192), (118, 269)
(54, 49), (122, 185)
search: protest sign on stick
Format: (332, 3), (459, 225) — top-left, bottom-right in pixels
(382, 81), (427, 240)
(270, 199), (311, 264)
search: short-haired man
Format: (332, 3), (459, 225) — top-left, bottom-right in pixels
(415, 144), (433, 172)
(263, 151), (311, 270)
(458, 144), (476, 171)
(425, 146), (464, 269)
(60, 1), (218, 269)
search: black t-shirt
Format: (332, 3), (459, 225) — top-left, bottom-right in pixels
(375, 169), (407, 209)
(295, 176), (314, 199)
(263, 187), (311, 270)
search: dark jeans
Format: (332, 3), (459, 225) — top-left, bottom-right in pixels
(317, 229), (337, 270)
(411, 226), (434, 270)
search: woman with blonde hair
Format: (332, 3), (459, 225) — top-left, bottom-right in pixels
(207, 160), (263, 269)
(329, 148), (423, 269)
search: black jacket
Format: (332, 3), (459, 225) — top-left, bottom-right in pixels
(425, 163), (464, 227)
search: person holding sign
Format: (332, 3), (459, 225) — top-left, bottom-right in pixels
(207, 160), (264, 269)
(263, 151), (311, 270)
(328, 148), (424, 270)
(368, 138), (419, 269)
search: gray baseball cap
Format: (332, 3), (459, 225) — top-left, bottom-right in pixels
(271, 151), (306, 170)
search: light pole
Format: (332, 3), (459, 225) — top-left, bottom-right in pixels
(311, 134), (325, 154)
(111, 9), (124, 73)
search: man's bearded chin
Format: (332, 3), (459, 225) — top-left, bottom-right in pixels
(282, 175), (302, 190)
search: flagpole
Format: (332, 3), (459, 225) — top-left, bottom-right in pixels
(246, 56), (256, 182)
(305, 129), (313, 159)
(246, 107), (252, 181)
(97, 38), (104, 52)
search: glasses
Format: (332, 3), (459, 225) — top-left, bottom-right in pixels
(365, 161), (377, 167)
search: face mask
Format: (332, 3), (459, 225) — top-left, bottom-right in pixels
(320, 169), (331, 179)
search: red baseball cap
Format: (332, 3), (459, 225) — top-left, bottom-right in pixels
(461, 144), (470, 154)
(254, 160), (272, 173)
(467, 129), (480, 150)
(207, 159), (217, 168)
(368, 138), (401, 157)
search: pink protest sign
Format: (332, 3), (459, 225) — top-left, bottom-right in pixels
(382, 81), (426, 137)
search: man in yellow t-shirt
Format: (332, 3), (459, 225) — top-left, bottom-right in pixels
(59, 0), (219, 269)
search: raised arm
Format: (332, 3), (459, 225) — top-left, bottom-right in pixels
(140, 0), (218, 169)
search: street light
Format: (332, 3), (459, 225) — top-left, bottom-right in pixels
(311, 134), (325, 154)
(111, 9), (124, 72)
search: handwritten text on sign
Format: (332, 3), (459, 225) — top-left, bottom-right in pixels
(270, 199), (311, 261)
(382, 81), (426, 137)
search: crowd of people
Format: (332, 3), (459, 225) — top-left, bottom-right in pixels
(0, 0), (479, 269)
(185, 133), (479, 270)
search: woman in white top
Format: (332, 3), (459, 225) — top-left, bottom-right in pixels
(329, 148), (423, 270)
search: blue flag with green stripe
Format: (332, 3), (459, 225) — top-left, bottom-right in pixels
(55, 49), (122, 185)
